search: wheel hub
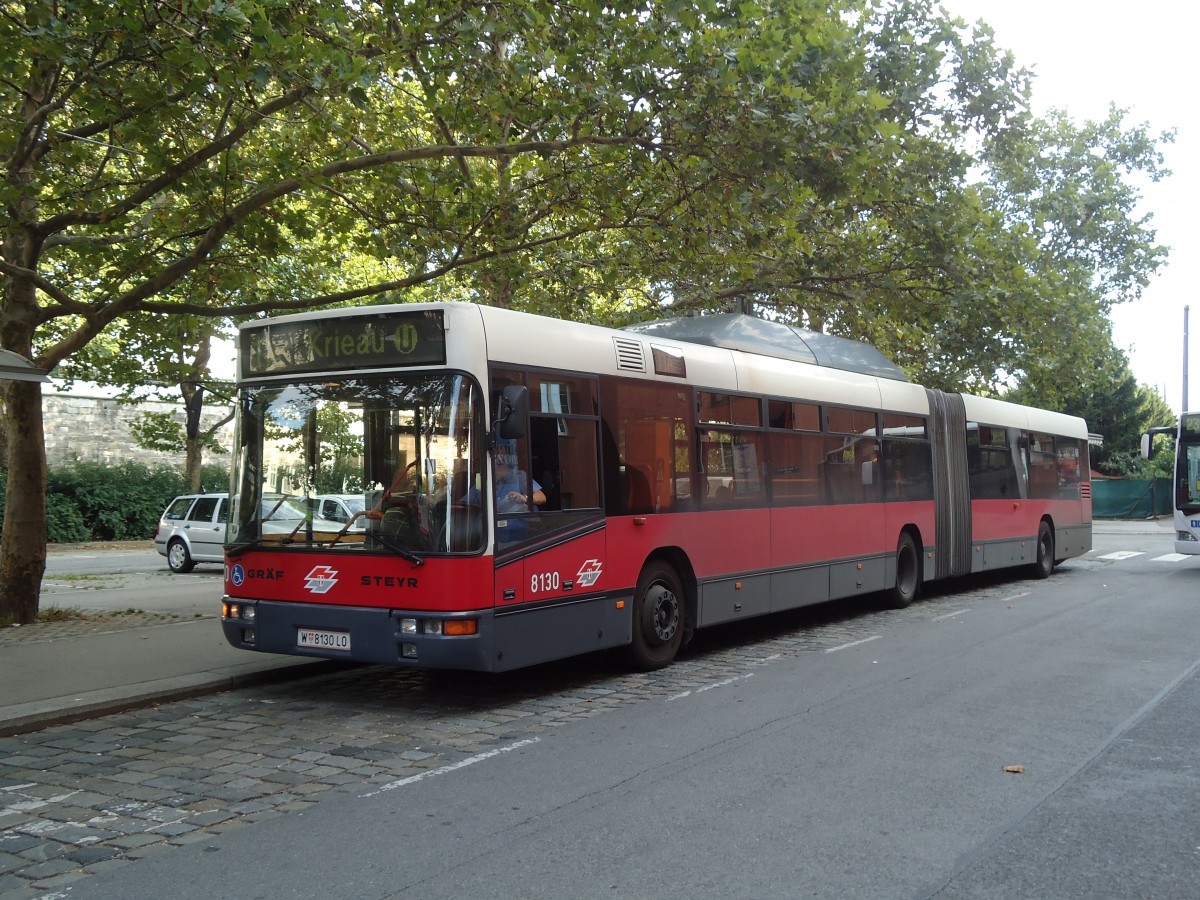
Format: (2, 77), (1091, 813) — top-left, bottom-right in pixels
(644, 584), (679, 643)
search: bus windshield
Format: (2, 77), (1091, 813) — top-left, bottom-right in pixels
(1176, 413), (1200, 514)
(228, 373), (486, 556)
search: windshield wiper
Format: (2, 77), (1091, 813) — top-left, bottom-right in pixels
(369, 532), (425, 567)
(262, 494), (291, 522)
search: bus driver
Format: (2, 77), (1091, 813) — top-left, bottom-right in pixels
(464, 443), (546, 513)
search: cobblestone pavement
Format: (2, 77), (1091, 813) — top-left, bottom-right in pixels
(0, 559), (1104, 898)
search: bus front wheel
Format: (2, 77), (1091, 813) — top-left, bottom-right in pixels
(628, 561), (685, 671)
(889, 533), (921, 609)
(1031, 521), (1055, 579)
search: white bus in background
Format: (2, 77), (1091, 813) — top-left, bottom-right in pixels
(1143, 413), (1200, 554)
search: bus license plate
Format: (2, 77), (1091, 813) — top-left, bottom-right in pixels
(297, 628), (351, 651)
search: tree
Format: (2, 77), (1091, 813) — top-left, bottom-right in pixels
(0, 0), (1169, 622)
(62, 314), (234, 490)
(0, 0), (908, 621)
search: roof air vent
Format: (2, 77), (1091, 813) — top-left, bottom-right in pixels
(613, 337), (646, 372)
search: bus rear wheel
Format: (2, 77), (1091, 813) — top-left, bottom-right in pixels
(1031, 521), (1055, 579)
(889, 533), (921, 609)
(628, 561), (685, 671)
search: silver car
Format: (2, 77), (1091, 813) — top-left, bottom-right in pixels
(305, 494), (369, 531)
(156, 493), (347, 572)
(155, 493), (229, 573)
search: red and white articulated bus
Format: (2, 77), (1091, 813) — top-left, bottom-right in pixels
(221, 303), (1092, 671)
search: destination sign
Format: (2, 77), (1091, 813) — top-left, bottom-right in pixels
(240, 310), (446, 377)
(1180, 412), (1200, 442)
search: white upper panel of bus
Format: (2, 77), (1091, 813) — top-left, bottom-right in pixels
(476, 304), (933, 414)
(242, 303), (1080, 434)
(960, 393), (1088, 440)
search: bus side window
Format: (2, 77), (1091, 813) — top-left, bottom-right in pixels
(601, 378), (692, 515)
(527, 373), (601, 513)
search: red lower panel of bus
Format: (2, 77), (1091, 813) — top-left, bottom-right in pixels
(224, 552), (495, 612)
(971, 498), (1086, 542)
(224, 497), (1087, 615)
(597, 501), (936, 595)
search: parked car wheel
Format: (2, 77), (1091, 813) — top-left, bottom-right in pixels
(167, 538), (195, 573)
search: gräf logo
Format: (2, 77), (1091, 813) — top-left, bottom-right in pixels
(576, 559), (603, 588)
(303, 566), (339, 594)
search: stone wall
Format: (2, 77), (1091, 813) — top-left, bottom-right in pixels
(42, 392), (235, 470)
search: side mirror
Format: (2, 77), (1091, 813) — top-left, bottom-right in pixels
(492, 385), (529, 443)
(1140, 433), (1151, 460)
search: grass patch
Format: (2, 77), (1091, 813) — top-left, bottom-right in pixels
(0, 605), (89, 626)
(43, 573), (121, 590)
(1, 605), (154, 627)
(37, 605), (87, 622)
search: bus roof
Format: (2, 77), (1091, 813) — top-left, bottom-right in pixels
(622, 313), (909, 382)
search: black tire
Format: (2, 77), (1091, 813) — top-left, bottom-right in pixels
(628, 561), (685, 671)
(889, 532), (921, 609)
(166, 538), (195, 573)
(1031, 520), (1054, 579)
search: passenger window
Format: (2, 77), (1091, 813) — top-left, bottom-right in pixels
(967, 424), (1021, 500)
(826, 407), (877, 436)
(190, 497), (220, 523)
(768, 400), (821, 432)
(1026, 432), (1059, 500)
(602, 380), (692, 515)
(491, 368), (603, 553)
(698, 392), (760, 426)
(165, 498), (194, 521)
(699, 429), (764, 506)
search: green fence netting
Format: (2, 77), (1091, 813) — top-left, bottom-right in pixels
(1091, 477), (1173, 519)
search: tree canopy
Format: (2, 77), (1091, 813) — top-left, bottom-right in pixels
(0, 0), (1172, 621)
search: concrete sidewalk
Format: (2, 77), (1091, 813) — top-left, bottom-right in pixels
(0, 614), (339, 737)
(0, 518), (1176, 737)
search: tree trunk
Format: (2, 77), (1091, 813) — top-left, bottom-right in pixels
(185, 437), (203, 491)
(0, 397), (8, 464)
(0, 379), (48, 624)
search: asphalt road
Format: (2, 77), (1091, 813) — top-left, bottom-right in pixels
(42, 545), (222, 616)
(6, 524), (1199, 898)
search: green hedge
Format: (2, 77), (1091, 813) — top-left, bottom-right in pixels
(0, 461), (229, 543)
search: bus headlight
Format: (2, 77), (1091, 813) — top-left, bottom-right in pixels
(398, 617), (478, 636)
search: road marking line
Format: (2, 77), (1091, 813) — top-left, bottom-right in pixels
(1154, 553), (1191, 562)
(998, 591), (1031, 604)
(1096, 551), (1145, 560)
(361, 738), (540, 797)
(695, 673), (753, 694)
(667, 672), (754, 701)
(934, 609), (971, 621)
(825, 635), (881, 653)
